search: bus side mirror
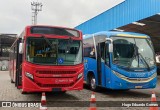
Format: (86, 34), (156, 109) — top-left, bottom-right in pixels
(19, 43), (24, 54)
(109, 43), (113, 53)
(105, 38), (113, 53)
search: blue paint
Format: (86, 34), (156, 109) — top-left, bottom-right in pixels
(83, 31), (157, 90)
(75, 0), (160, 34)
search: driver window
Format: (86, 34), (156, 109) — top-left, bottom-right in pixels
(100, 42), (105, 61)
(106, 44), (109, 66)
(100, 42), (109, 65)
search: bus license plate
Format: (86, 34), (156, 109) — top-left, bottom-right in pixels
(52, 88), (62, 92)
(135, 86), (142, 89)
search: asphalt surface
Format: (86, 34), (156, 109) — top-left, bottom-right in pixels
(0, 71), (160, 110)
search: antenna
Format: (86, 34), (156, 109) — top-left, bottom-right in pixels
(31, 1), (43, 25)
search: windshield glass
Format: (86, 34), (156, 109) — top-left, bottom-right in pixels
(112, 37), (155, 69)
(31, 26), (80, 37)
(26, 37), (82, 65)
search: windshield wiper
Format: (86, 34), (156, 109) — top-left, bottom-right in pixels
(41, 35), (55, 49)
(138, 52), (150, 71)
(41, 35), (58, 64)
(128, 45), (150, 70)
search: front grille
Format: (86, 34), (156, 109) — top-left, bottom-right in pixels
(127, 83), (149, 88)
(37, 83), (74, 87)
(37, 71), (76, 74)
(127, 78), (149, 82)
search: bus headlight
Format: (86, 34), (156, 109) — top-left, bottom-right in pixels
(77, 73), (83, 79)
(112, 70), (126, 78)
(25, 72), (34, 80)
(151, 72), (157, 78)
(154, 72), (157, 76)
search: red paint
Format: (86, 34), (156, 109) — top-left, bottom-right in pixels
(9, 25), (84, 93)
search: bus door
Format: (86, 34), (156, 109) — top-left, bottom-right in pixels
(97, 42), (111, 87)
(15, 38), (22, 88)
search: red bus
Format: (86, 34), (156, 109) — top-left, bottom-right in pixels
(9, 25), (83, 93)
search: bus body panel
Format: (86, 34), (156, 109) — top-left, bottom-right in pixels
(84, 57), (98, 84)
(9, 25), (84, 93)
(83, 31), (157, 90)
(22, 62), (83, 92)
(110, 73), (157, 90)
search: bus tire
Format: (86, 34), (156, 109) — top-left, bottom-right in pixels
(120, 89), (130, 91)
(60, 91), (66, 94)
(21, 89), (27, 94)
(89, 75), (98, 91)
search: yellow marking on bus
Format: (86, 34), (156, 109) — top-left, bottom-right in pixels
(84, 59), (88, 63)
(117, 34), (147, 38)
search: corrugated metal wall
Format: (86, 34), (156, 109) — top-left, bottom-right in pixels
(75, 0), (160, 34)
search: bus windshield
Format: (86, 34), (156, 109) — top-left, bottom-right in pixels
(112, 37), (155, 69)
(26, 37), (82, 65)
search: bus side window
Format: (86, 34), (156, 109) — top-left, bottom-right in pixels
(90, 47), (95, 58)
(84, 47), (95, 58)
(84, 47), (90, 57)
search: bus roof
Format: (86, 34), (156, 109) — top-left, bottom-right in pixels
(25, 25), (80, 32)
(83, 31), (150, 39)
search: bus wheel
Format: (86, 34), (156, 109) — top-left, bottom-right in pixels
(21, 89), (27, 94)
(60, 91), (66, 94)
(120, 89), (130, 91)
(90, 75), (98, 91)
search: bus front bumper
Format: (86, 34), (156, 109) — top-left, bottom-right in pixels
(110, 74), (157, 90)
(22, 75), (83, 92)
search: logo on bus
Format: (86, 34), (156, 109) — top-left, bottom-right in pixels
(137, 78), (142, 81)
(134, 73), (145, 77)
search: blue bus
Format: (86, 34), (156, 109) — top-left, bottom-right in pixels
(83, 31), (157, 90)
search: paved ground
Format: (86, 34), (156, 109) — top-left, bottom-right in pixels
(0, 71), (160, 110)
